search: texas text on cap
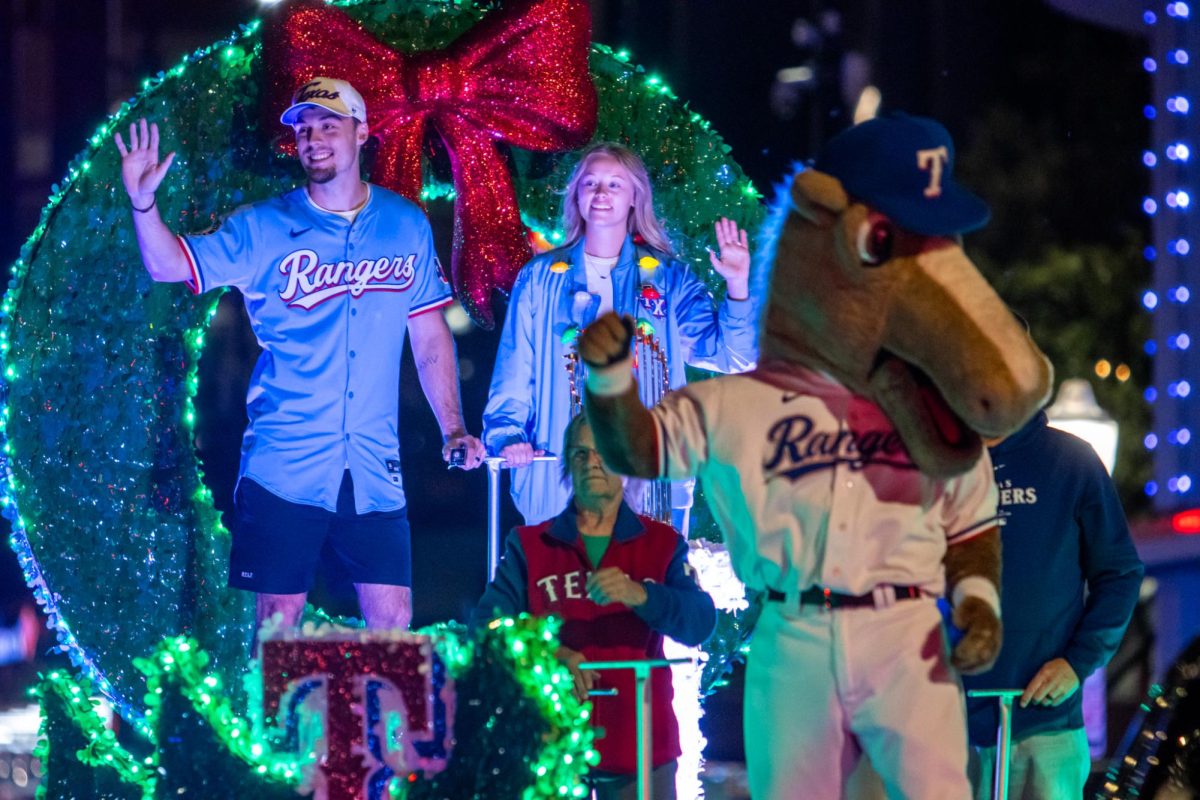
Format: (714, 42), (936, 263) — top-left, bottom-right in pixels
(812, 112), (990, 236)
(280, 77), (367, 126)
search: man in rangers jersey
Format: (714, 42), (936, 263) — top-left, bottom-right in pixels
(114, 77), (485, 638)
(576, 114), (1055, 798)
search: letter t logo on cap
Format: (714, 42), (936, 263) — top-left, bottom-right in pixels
(917, 146), (950, 198)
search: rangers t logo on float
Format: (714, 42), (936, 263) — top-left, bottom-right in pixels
(278, 248), (418, 309)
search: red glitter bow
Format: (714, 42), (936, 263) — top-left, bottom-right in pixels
(263, 0), (597, 328)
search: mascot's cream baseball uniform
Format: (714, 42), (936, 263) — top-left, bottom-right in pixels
(576, 114), (1054, 799)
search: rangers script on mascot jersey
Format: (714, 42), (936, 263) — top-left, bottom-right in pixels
(650, 361), (1000, 595)
(178, 185), (452, 513)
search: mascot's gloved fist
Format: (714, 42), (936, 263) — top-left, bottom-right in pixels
(944, 527), (1003, 675)
(578, 312), (635, 368)
(951, 596), (1002, 674)
(576, 312), (660, 479)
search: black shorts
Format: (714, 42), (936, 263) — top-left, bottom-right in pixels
(229, 471), (412, 594)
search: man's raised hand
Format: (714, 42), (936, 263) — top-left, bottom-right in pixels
(113, 119), (176, 208)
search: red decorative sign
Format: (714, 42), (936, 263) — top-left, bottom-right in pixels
(261, 632), (454, 800)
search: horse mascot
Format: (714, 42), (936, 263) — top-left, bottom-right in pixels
(576, 113), (1053, 799)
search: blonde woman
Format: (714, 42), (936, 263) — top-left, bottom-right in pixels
(483, 143), (756, 528)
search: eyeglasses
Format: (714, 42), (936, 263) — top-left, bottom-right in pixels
(567, 446), (603, 465)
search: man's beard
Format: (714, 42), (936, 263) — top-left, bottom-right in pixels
(304, 163), (336, 184)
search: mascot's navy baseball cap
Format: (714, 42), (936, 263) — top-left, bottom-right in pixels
(812, 112), (990, 236)
(280, 77), (367, 125)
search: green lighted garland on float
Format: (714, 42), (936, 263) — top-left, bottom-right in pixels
(36, 619), (598, 799)
(0, 0), (763, 722)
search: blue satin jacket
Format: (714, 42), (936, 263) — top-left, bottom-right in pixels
(483, 236), (758, 523)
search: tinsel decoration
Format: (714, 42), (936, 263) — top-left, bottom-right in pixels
(1098, 634), (1200, 797)
(1, 0), (761, 725)
(408, 616), (597, 800)
(261, 0), (598, 328)
(37, 620), (595, 799)
(259, 628), (452, 800)
(685, 486), (762, 695)
(32, 672), (150, 800)
(138, 637), (304, 798)
(662, 541), (759, 798)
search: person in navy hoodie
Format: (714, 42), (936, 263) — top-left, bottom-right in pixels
(476, 411), (716, 799)
(964, 408), (1144, 799)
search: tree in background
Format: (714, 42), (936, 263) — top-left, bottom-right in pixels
(956, 14), (1150, 512)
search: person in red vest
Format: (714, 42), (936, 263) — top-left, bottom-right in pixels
(476, 411), (716, 799)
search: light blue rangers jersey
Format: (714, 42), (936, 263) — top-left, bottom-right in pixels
(179, 185), (452, 513)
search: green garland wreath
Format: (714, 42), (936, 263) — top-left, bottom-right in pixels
(0, 0), (764, 720)
(36, 619), (598, 799)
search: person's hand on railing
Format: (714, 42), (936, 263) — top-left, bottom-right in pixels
(556, 645), (602, 702)
(498, 441), (546, 468)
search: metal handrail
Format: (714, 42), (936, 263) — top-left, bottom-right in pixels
(967, 688), (1023, 800)
(579, 658), (691, 800)
(484, 454), (559, 580)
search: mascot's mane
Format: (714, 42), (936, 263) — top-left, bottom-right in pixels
(749, 161), (807, 329)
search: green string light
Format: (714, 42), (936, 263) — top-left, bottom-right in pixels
(37, 620), (595, 797)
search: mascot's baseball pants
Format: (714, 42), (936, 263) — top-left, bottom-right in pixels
(745, 596), (971, 800)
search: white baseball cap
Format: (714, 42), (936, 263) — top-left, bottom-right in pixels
(280, 77), (367, 125)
